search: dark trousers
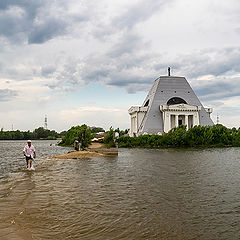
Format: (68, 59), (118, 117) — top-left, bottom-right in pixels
(26, 156), (33, 165)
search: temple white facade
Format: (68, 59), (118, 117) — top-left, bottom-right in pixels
(129, 73), (213, 137)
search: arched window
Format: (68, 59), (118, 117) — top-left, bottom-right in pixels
(167, 97), (187, 105)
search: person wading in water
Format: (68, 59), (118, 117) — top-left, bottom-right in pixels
(23, 140), (36, 169)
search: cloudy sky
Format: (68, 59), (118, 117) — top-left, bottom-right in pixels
(0, 0), (240, 131)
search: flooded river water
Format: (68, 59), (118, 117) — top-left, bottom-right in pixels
(0, 140), (240, 239)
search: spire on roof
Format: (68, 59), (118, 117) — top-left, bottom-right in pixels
(168, 67), (171, 76)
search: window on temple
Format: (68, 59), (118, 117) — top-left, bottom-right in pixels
(144, 100), (149, 107)
(167, 97), (187, 105)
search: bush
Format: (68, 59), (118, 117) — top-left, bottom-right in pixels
(104, 127), (116, 148)
(59, 124), (92, 148)
(117, 125), (240, 148)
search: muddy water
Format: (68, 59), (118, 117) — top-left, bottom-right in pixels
(1, 142), (240, 239)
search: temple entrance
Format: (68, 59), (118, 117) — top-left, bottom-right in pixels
(160, 104), (201, 133)
(178, 115), (185, 126)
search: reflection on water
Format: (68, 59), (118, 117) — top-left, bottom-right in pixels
(1, 142), (240, 239)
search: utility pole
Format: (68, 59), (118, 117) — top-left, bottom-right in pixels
(44, 115), (48, 130)
(217, 115), (219, 125)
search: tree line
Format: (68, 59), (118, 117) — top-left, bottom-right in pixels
(0, 127), (60, 140)
(0, 125), (107, 141)
(117, 125), (240, 148)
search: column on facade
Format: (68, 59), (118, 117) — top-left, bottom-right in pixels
(132, 116), (134, 133)
(136, 112), (138, 133)
(131, 116), (133, 135)
(175, 114), (178, 128)
(168, 113), (171, 132)
(164, 112), (168, 133)
(170, 114), (173, 129)
(185, 115), (188, 130)
(133, 116), (136, 133)
(193, 112), (200, 126)
(193, 113), (196, 127)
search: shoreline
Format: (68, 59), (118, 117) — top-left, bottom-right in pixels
(53, 143), (118, 159)
(52, 150), (105, 159)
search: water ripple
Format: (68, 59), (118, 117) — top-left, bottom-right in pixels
(1, 143), (240, 239)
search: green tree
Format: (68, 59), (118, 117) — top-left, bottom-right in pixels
(59, 124), (92, 148)
(23, 131), (34, 140)
(104, 127), (116, 148)
(90, 127), (105, 133)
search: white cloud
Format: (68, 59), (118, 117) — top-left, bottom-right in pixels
(0, 0), (240, 130)
(60, 106), (129, 130)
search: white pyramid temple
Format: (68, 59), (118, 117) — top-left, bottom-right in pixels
(129, 69), (213, 137)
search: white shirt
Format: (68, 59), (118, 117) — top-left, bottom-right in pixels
(23, 145), (35, 158)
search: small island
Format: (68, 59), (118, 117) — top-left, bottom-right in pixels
(55, 125), (119, 159)
(53, 142), (118, 159)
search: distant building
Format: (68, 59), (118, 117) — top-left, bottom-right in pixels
(129, 72), (213, 137)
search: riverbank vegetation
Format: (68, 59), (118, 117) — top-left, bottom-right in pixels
(117, 125), (240, 148)
(0, 127), (60, 140)
(104, 127), (116, 148)
(0, 125), (106, 141)
(104, 127), (129, 148)
(58, 125), (92, 148)
(59, 125), (129, 148)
